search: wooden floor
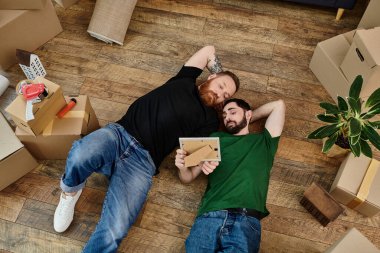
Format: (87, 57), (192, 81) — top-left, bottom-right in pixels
(1, 0), (379, 252)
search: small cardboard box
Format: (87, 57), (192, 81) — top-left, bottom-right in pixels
(0, 0), (62, 69)
(330, 153), (380, 217)
(340, 28), (380, 98)
(0, 112), (39, 191)
(310, 34), (351, 103)
(324, 228), (380, 253)
(5, 77), (66, 136)
(16, 95), (100, 160)
(54, 0), (79, 9)
(0, 0), (46, 10)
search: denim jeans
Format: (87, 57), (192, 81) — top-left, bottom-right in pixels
(186, 210), (261, 253)
(60, 123), (156, 253)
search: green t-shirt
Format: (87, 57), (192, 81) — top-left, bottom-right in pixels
(197, 129), (280, 218)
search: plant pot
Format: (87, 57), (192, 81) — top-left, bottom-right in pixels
(322, 138), (350, 158)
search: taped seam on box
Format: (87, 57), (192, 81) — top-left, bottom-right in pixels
(347, 159), (379, 209)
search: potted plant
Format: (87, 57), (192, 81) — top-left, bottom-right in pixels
(308, 75), (380, 158)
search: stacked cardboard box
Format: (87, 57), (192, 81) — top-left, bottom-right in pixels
(16, 95), (100, 159)
(310, 0), (380, 103)
(6, 77), (100, 160)
(0, 112), (39, 191)
(0, 0), (62, 69)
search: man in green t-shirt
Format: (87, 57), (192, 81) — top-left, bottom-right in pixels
(175, 98), (285, 253)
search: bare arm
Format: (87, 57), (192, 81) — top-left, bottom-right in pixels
(184, 45), (223, 73)
(250, 100), (286, 137)
(175, 149), (219, 184)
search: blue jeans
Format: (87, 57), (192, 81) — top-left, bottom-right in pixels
(60, 123), (156, 253)
(186, 210), (261, 253)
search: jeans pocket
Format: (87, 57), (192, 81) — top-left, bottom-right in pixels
(244, 216), (261, 234)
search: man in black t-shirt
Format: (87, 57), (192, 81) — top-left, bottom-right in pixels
(53, 46), (240, 252)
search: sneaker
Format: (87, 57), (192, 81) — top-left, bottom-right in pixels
(54, 189), (83, 233)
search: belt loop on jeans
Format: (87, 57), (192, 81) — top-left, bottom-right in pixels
(226, 208), (263, 220)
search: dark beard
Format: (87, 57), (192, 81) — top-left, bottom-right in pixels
(199, 80), (218, 107)
(226, 116), (248, 134)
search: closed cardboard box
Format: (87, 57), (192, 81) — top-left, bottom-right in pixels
(324, 228), (379, 253)
(5, 77), (66, 136)
(309, 34), (351, 103)
(0, 0), (62, 69)
(0, 112), (39, 191)
(0, 0), (46, 10)
(330, 153), (380, 217)
(16, 95), (100, 159)
(340, 28), (380, 98)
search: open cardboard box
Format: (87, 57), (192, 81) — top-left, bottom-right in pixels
(16, 95), (100, 160)
(0, 112), (39, 191)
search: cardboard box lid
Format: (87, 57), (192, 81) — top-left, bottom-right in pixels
(326, 228), (380, 253)
(335, 153), (380, 208)
(353, 28), (380, 68)
(0, 112), (23, 160)
(0, 9), (25, 27)
(0, 0), (46, 10)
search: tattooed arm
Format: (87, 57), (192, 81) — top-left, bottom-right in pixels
(184, 45), (223, 73)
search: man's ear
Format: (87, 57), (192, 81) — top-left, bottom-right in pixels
(246, 110), (253, 121)
(207, 73), (217, 80)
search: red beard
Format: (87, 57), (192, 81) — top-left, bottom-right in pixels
(199, 80), (218, 107)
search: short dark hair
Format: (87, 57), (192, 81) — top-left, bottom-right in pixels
(217, 71), (240, 92)
(224, 98), (251, 111)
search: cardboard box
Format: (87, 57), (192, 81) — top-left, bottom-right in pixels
(324, 228), (380, 253)
(0, 0), (62, 70)
(5, 77), (66, 136)
(330, 153), (380, 217)
(16, 95), (100, 159)
(340, 28), (380, 98)
(357, 0), (380, 30)
(0, 112), (39, 191)
(310, 34), (351, 103)
(54, 0), (79, 9)
(0, 0), (46, 10)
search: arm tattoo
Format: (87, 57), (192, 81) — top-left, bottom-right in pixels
(207, 55), (223, 73)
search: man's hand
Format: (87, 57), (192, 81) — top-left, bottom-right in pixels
(200, 161), (219, 175)
(175, 149), (187, 170)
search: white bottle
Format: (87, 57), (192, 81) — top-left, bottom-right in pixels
(0, 75), (9, 97)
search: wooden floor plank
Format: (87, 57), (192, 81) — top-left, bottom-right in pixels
(0, 193), (26, 222)
(0, 219), (84, 253)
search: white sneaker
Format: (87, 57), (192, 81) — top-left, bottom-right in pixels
(54, 189), (83, 233)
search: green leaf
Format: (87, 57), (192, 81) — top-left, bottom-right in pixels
(348, 97), (361, 115)
(337, 96), (348, 111)
(363, 103), (380, 119)
(348, 118), (361, 137)
(350, 134), (361, 145)
(365, 87), (380, 108)
(320, 102), (339, 114)
(349, 75), (363, 100)
(362, 125), (380, 151)
(307, 124), (340, 139)
(369, 121), (380, 129)
(349, 140), (361, 157)
(322, 133), (338, 153)
(316, 114), (339, 123)
(360, 139), (372, 158)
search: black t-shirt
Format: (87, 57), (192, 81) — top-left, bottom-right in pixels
(117, 66), (219, 172)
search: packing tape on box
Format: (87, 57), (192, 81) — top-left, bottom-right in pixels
(347, 159), (379, 209)
(42, 111), (89, 136)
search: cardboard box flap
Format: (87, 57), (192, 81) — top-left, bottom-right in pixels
(0, 10), (25, 27)
(335, 153), (380, 208)
(0, 112), (23, 160)
(354, 28), (380, 68)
